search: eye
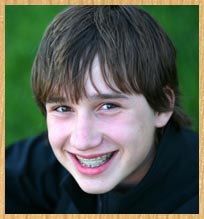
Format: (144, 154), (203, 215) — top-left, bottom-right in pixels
(55, 105), (73, 113)
(100, 103), (119, 110)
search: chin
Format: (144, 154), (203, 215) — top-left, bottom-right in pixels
(80, 186), (111, 194)
(77, 180), (116, 194)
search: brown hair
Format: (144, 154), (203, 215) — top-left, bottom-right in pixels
(31, 6), (191, 130)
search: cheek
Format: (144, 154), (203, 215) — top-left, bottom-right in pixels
(46, 117), (69, 150)
(105, 111), (155, 151)
(101, 115), (140, 146)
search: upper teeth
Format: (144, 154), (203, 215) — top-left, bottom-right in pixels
(76, 153), (112, 168)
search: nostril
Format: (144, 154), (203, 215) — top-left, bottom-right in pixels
(70, 129), (102, 150)
(69, 113), (103, 150)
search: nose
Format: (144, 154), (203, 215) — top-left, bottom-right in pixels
(70, 112), (102, 151)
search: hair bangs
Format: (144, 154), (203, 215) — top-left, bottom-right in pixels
(32, 6), (191, 128)
(44, 37), (141, 107)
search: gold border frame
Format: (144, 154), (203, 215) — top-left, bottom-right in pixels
(1, 1), (203, 219)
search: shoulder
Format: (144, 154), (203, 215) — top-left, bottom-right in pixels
(6, 133), (67, 213)
(6, 132), (61, 175)
(173, 194), (198, 213)
(162, 122), (198, 158)
(160, 122), (199, 176)
(176, 124), (198, 160)
(179, 125), (198, 145)
(154, 122), (199, 213)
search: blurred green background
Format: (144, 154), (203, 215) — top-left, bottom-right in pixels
(6, 6), (199, 146)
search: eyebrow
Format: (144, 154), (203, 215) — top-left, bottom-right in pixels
(46, 97), (67, 103)
(46, 93), (128, 104)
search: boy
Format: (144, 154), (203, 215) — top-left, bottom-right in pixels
(6, 6), (198, 213)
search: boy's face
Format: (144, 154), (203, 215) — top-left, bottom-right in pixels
(46, 57), (170, 194)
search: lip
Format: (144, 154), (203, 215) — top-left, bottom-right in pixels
(68, 150), (118, 176)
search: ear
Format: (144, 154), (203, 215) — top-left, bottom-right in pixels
(155, 111), (173, 128)
(155, 87), (175, 128)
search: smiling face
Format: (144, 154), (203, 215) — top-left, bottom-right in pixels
(45, 57), (172, 194)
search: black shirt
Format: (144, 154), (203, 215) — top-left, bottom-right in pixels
(6, 121), (199, 213)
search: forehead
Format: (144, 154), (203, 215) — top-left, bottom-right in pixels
(46, 56), (123, 104)
(85, 56), (121, 96)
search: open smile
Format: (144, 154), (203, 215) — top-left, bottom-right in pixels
(69, 151), (118, 176)
(76, 152), (113, 168)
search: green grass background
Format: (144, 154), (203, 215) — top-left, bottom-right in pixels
(6, 6), (199, 146)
